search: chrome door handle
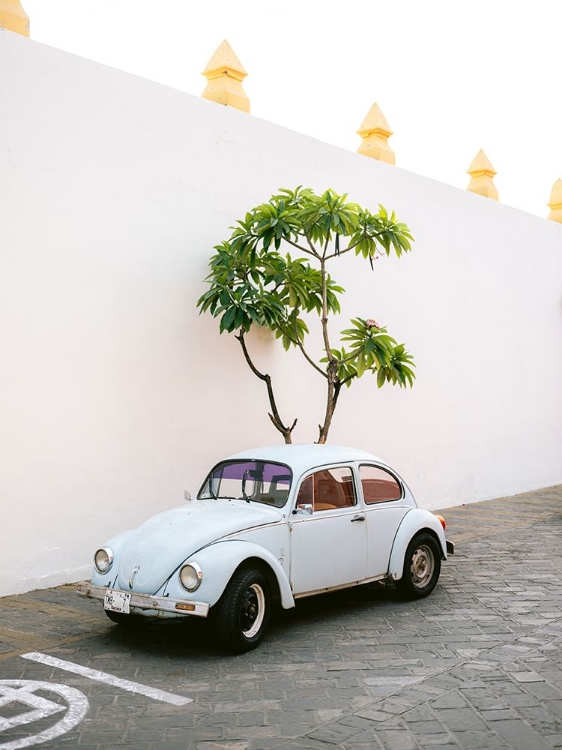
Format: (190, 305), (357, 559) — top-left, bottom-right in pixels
(351, 515), (366, 522)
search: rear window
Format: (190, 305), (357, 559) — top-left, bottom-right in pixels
(359, 464), (402, 504)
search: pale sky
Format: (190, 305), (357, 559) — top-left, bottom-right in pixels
(23, 0), (562, 219)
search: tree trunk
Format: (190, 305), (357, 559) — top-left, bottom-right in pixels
(317, 259), (338, 443)
(317, 366), (339, 443)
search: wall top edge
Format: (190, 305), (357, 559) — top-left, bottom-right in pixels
(0, 30), (558, 226)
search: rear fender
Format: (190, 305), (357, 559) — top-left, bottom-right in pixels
(388, 509), (448, 581)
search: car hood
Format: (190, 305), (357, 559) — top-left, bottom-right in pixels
(117, 499), (283, 594)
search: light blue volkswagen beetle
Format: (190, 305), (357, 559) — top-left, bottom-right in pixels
(80, 445), (453, 652)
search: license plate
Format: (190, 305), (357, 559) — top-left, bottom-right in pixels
(104, 590), (131, 614)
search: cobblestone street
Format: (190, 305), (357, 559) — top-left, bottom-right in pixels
(1, 486), (561, 749)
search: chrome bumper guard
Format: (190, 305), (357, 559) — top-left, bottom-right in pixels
(77, 583), (210, 618)
(446, 540), (455, 555)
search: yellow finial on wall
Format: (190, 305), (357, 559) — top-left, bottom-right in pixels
(467, 149), (498, 200)
(0, 0), (29, 36)
(356, 103), (395, 165)
(201, 40), (250, 113)
(547, 179), (562, 224)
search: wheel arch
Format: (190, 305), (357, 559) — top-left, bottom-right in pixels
(388, 510), (448, 581)
(233, 556), (282, 604)
(187, 540), (295, 610)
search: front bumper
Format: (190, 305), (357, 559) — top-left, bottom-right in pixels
(77, 583), (210, 618)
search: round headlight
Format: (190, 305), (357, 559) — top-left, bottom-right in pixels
(179, 563), (202, 592)
(94, 547), (113, 574)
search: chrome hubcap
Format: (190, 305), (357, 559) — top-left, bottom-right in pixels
(241, 583), (265, 638)
(410, 544), (434, 588)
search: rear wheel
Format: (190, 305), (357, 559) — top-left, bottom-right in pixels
(396, 533), (441, 599)
(215, 569), (271, 653)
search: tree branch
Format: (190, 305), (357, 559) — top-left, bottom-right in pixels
(339, 373), (357, 387)
(290, 318), (328, 378)
(322, 234), (330, 260)
(340, 349), (361, 365)
(235, 329), (297, 443)
(324, 245), (354, 260)
(303, 230), (318, 256)
(284, 237), (319, 258)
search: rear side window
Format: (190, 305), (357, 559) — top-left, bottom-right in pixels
(359, 465), (402, 504)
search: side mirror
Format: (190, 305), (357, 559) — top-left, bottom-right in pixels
(293, 503), (313, 516)
(184, 490), (192, 502)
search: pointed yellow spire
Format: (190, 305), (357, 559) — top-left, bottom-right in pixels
(466, 149), (498, 200)
(0, 0), (29, 36)
(201, 40), (250, 113)
(356, 103), (395, 165)
(547, 179), (562, 223)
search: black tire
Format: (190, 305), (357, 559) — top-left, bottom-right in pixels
(214, 568), (271, 653)
(395, 533), (441, 599)
(104, 609), (144, 627)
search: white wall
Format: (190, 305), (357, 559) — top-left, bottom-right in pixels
(1, 30), (561, 596)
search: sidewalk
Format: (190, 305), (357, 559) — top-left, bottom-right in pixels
(1, 484), (561, 749)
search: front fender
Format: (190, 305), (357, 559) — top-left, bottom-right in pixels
(388, 509), (448, 581)
(90, 529), (134, 588)
(163, 539), (295, 610)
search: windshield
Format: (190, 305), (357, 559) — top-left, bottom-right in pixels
(198, 460), (292, 508)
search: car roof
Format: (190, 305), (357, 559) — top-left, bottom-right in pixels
(224, 444), (390, 477)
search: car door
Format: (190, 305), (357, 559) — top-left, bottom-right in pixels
(359, 464), (411, 578)
(290, 465), (367, 595)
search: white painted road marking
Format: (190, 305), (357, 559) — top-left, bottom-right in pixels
(0, 680), (88, 749)
(20, 652), (192, 706)
(0, 684), (64, 732)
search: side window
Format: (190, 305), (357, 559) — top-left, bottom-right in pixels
(360, 465), (402, 504)
(296, 467), (356, 512)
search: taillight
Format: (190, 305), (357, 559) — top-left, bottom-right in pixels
(435, 514), (446, 531)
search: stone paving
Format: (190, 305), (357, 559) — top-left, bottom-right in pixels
(0, 485), (561, 749)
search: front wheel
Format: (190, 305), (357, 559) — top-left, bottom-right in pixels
(395, 533), (441, 599)
(214, 569), (271, 653)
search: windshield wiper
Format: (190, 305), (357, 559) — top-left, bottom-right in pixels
(200, 494), (249, 502)
(220, 495), (254, 503)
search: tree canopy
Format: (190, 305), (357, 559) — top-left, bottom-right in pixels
(198, 186), (415, 443)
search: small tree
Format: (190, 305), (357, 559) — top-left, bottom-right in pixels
(197, 187), (415, 444)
